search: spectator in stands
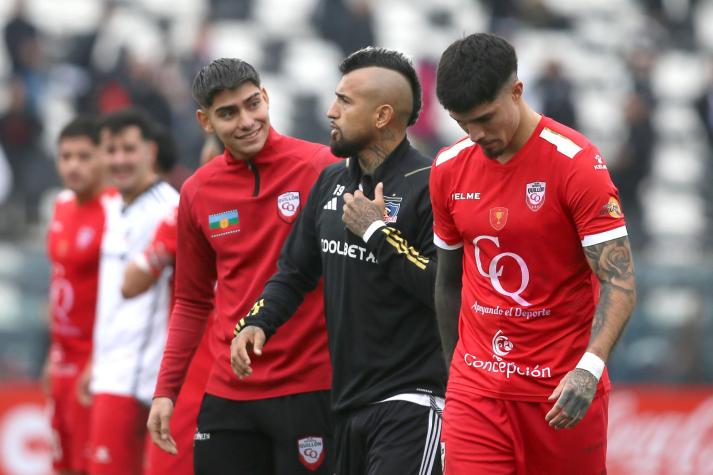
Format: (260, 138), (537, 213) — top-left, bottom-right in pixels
(0, 76), (50, 224)
(610, 92), (654, 249)
(312, 0), (375, 56)
(535, 60), (578, 129)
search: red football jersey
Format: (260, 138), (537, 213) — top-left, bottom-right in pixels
(47, 188), (114, 356)
(430, 116), (626, 402)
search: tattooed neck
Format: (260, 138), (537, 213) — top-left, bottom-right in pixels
(357, 128), (405, 173)
(358, 145), (389, 173)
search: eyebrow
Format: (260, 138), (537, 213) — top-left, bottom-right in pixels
(243, 92), (261, 105)
(335, 92), (350, 102)
(214, 92), (262, 114)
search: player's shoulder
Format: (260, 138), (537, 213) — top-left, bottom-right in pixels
(280, 134), (338, 170)
(433, 136), (476, 169)
(141, 181), (179, 212)
(535, 117), (595, 161)
(54, 189), (76, 206)
(319, 156), (350, 182)
(399, 144), (433, 184)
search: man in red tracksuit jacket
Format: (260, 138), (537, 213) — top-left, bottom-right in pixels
(148, 58), (336, 474)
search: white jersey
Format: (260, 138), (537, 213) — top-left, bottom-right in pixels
(91, 181), (179, 405)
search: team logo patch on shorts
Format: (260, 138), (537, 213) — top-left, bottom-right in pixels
(297, 436), (325, 471)
(525, 181), (546, 212)
(278, 191), (300, 223)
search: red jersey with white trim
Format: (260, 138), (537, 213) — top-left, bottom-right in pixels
(430, 116), (626, 402)
(47, 188), (114, 357)
(154, 128), (336, 402)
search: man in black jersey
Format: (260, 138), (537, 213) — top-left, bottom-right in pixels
(232, 47), (446, 474)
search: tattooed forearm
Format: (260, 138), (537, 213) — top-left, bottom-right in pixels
(583, 236), (636, 292)
(583, 236), (637, 360)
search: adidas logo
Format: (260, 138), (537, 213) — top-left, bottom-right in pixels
(323, 197), (338, 211)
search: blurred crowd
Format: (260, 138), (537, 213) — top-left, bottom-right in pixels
(0, 0), (712, 383)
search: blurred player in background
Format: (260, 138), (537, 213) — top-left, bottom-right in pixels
(87, 108), (179, 475)
(233, 47), (446, 474)
(147, 58), (335, 474)
(431, 33), (637, 474)
(46, 115), (112, 475)
(124, 134), (222, 475)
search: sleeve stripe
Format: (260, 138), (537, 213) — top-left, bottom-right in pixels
(539, 127), (582, 159)
(581, 225), (628, 247)
(435, 139), (474, 166)
(434, 233), (463, 250)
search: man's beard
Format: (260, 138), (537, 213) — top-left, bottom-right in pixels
(330, 134), (369, 158)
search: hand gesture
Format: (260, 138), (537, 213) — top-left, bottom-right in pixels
(147, 397), (177, 455)
(342, 182), (386, 237)
(545, 368), (598, 430)
(230, 326), (266, 379)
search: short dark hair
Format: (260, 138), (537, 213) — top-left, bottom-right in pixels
(153, 124), (177, 174)
(192, 58), (261, 108)
(436, 33), (518, 113)
(59, 115), (100, 144)
(339, 47), (422, 126)
(100, 107), (157, 140)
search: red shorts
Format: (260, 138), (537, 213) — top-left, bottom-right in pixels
(88, 394), (150, 475)
(145, 336), (212, 475)
(442, 389), (608, 475)
(50, 363), (91, 472)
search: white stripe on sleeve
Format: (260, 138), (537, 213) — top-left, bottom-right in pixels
(581, 225), (628, 247)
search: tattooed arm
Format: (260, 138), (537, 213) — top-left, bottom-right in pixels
(545, 236), (637, 430)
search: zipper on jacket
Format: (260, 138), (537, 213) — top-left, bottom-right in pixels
(246, 159), (260, 197)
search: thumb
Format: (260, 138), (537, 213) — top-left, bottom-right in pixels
(253, 329), (266, 356)
(374, 182), (384, 206)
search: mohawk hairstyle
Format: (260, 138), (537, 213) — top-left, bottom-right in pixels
(339, 47), (422, 126)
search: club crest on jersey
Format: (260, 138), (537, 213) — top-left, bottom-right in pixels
(278, 191), (300, 223)
(525, 182), (546, 212)
(489, 207), (508, 231)
(297, 436), (325, 471)
(76, 226), (96, 249)
(383, 196), (402, 223)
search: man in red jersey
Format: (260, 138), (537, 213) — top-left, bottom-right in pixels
(147, 58), (336, 474)
(430, 33), (637, 474)
(46, 116), (112, 475)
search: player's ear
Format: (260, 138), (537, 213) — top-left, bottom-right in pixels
(375, 104), (394, 129)
(261, 87), (270, 107)
(196, 108), (214, 133)
(511, 80), (524, 101)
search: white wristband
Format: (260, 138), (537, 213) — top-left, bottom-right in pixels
(575, 352), (605, 381)
(363, 220), (386, 243)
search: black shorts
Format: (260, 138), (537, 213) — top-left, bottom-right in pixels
(194, 391), (333, 475)
(334, 398), (443, 475)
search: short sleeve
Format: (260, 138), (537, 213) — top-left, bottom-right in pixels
(563, 146), (628, 247)
(429, 158), (463, 250)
